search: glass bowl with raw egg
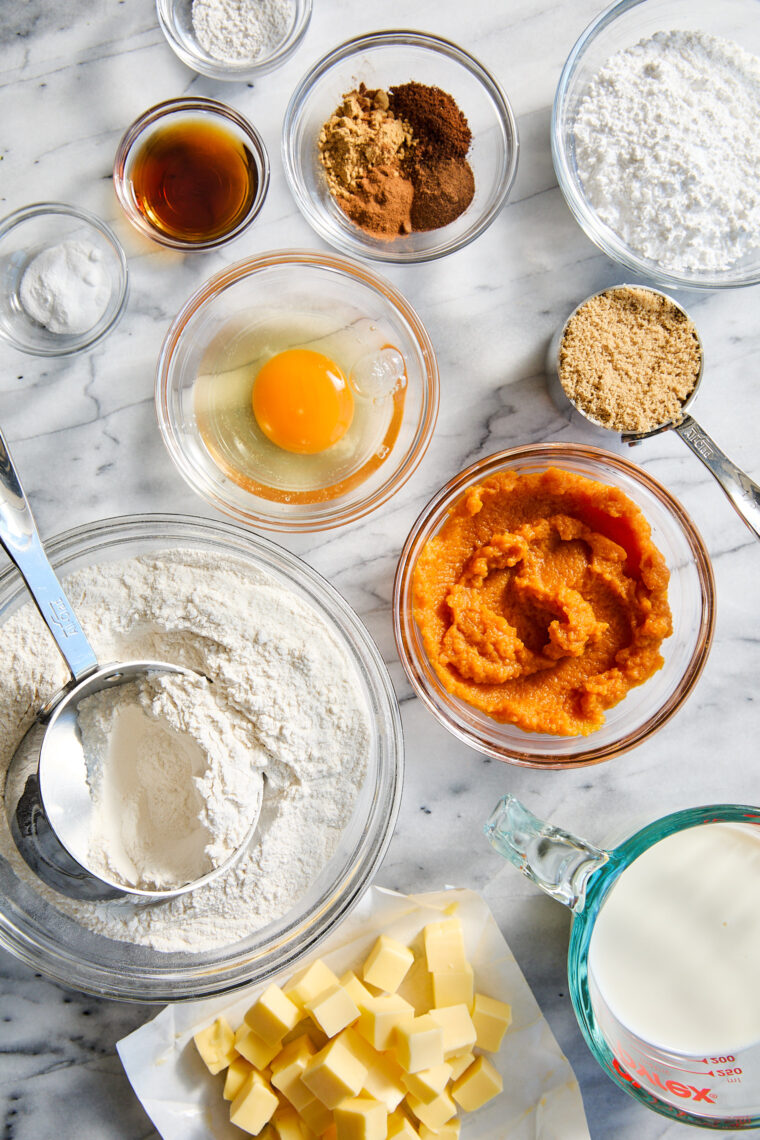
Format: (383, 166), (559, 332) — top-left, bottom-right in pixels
(393, 444), (715, 769)
(155, 250), (439, 532)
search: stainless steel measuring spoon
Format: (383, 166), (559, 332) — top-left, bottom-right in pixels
(0, 426), (260, 901)
(547, 285), (760, 540)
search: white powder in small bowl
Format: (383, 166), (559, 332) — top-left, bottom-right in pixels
(19, 240), (111, 335)
(0, 549), (370, 953)
(191, 0), (296, 64)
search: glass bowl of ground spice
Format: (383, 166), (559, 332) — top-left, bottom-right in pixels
(156, 0), (312, 81)
(394, 444), (715, 769)
(553, 0), (760, 289)
(283, 31), (519, 263)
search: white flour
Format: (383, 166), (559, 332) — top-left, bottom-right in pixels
(0, 550), (370, 952)
(573, 30), (760, 272)
(191, 0), (295, 63)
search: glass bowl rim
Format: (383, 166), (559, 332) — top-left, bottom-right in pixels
(0, 511), (404, 1002)
(282, 28), (520, 265)
(155, 0), (313, 80)
(0, 201), (129, 356)
(112, 97), (270, 252)
(154, 247), (440, 533)
(552, 0), (760, 291)
(393, 442), (716, 769)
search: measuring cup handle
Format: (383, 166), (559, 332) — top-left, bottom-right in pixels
(673, 415), (760, 541)
(0, 427), (98, 686)
(485, 794), (608, 912)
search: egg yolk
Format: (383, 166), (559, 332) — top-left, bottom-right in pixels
(252, 349), (355, 455)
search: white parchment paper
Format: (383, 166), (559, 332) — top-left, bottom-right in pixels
(117, 887), (590, 1140)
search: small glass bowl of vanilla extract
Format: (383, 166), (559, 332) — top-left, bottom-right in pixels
(113, 97), (269, 251)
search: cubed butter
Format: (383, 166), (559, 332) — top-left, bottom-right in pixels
(401, 1062), (452, 1103)
(356, 994), (414, 1051)
(223, 1056), (254, 1101)
(340, 1026), (405, 1111)
(193, 1016), (237, 1075)
(270, 1037), (315, 1112)
(471, 993), (513, 1052)
(422, 919), (467, 975)
(245, 983), (302, 1045)
(451, 1055), (503, 1112)
(427, 1004), (476, 1059)
(419, 1122), (460, 1139)
(341, 970), (374, 1008)
(298, 1095), (333, 1135)
(393, 1015), (445, 1074)
(229, 1070), (279, 1136)
(270, 1035), (315, 1076)
(431, 964), (474, 1009)
(362, 935), (414, 993)
(272, 1105), (311, 1140)
(387, 1110), (420, 1139)
(334, 1095), (387, 1140)
(285, 960), (341, 1009)
(235, 1024), (283, 1070)
(406, 1090), (457, 1132)
(305, 983), (360, 1038)
(281, 1018), (328, 1051)
(447, 1052), (475, 1082)
(301, 1036), (368, 1109)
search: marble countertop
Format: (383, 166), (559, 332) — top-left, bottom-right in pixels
(1, 2), (759, 1138)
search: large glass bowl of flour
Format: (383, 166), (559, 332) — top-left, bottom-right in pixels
(0, 514), (403, 1001)
(553, 0), (760, 290)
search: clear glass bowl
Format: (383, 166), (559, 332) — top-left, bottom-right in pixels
(282, 31), (519, 264)
(156, 250), (439, 532)
(553, 0), (760, 290)
(0, 203), (128, 356)
(0, 514), (403, 1001)
(394, 444), (715, 769)
(156, 0), (312, 80)
(113, 98), (270, 252)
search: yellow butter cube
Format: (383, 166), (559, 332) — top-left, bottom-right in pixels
(229, 1070), (279, 1135)
(451, 1055), (503, 1111)
(406, 1090), (456, 1132)
(393, 1015), (445, 1074)
(235, 1024), (283, 1070)
(245, 984), (302, 1045)
(471, 993), (513, 1052)
(298, 1095), (333, 1134)
(419, 1122), (460, 1139)
(341, 970), (374, 1008)
(362, 935), (414, 993)
(223, 1056), (254, 1101)
(193, 1016), (237, 1075)
(281, 1018), (328, 1051)
(357, 994), (414, 1051)
(272, 1105), (311, 1140)
(285, 960), (341, 1009)
(447, 1052), (475, 1082)
(422, 919), (467, 975)
(306, 983), (360, 1038)
(401, 1062), (452, 1103)
(334, 1095), (387, 1140)
(387, 1110), (420, 1139)
(340, 1026), (405, 1111)
(431, 964), (474, 1009)
(270, 1035), (315, 1076)
(302, 1036), (368, 1109)
(427, 1005), (476, 1059)
(270, 1037), (315, 1112)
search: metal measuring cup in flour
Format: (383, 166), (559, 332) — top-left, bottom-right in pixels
(547, 285), (760, 540)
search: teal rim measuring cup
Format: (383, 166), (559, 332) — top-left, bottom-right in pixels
(485, 795), (760, 1129)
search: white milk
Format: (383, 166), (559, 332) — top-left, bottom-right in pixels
(588, 822), (760, 1055)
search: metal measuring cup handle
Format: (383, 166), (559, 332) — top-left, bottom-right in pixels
(671, 416), (760, 540)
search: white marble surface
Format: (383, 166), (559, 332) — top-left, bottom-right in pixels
(0, 1), (759, 1138)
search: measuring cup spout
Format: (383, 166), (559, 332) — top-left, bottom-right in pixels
(485, 794), (608, 912)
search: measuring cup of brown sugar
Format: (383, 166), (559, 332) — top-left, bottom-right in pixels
(548, 284), (760, 541)
(113, 97), (269, 251)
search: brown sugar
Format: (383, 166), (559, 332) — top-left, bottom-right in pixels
(558, 286), (702, 434)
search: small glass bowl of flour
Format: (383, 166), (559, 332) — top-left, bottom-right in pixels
(0, 203), (128, 356)
(156, 0), (312, 81)
(553, 0), (760, 290)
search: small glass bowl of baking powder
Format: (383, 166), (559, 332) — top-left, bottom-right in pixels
(156, 0), (312, 80)
(283, 31), (519, 264)
(554, 0), (760, 290)
(0, 203), (128, 356)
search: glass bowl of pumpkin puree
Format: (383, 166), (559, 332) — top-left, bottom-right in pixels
(393, 444), (715, 768)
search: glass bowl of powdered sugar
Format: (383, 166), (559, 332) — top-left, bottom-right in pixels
(156, 0), (312, 80)
(0, 202), (128, 355)
(554, 0), (760, 289)
(0, 513), (402, 1001)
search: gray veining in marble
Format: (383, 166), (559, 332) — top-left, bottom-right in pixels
(1, 2), (759, 1139)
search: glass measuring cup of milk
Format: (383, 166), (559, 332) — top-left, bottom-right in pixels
(486, 795), (760, 1129)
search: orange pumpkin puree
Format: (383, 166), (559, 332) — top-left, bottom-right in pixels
(412, 468), (672, 736)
